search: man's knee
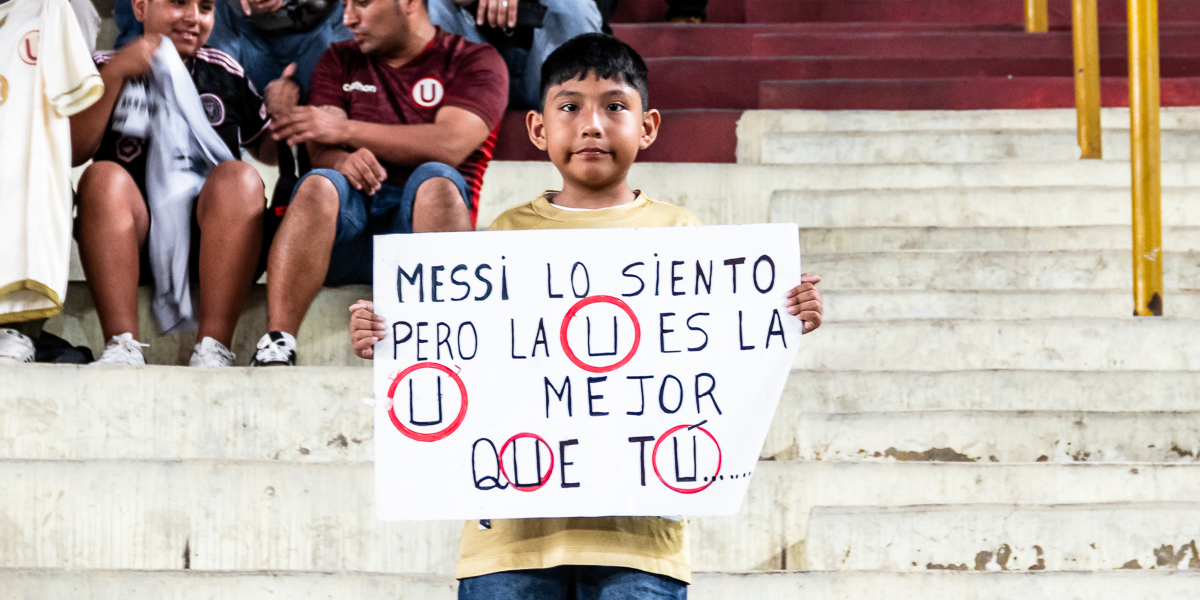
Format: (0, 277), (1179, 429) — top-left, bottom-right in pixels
(415, 175), (466, 208)
(288, 173), (342, 220)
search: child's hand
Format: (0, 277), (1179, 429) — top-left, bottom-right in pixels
(349, 299), (386, 359)
(786, 273), (823, 334)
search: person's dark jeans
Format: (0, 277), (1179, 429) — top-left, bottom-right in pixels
(665, 0), (707, 21)
(458, 566), (687, 600)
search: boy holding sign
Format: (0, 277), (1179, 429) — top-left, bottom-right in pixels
(351, 33), (823, 598)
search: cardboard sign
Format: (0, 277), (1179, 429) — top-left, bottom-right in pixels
(372, 224), (802, 521)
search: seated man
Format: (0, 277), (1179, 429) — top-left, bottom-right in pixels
(71, 0), (276, 366)
(428, 0), (601, 108)
(251, 0), (507, 366)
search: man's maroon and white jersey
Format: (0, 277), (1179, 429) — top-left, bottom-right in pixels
(308, 29), (508, 213)
(92, 46), (269, 193)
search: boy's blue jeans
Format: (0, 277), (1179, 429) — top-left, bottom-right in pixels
(458, 566), (687, 600)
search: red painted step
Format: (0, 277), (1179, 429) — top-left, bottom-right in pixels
(646, 56), (1200, 109)
(759, 76), (1200, 110)
(752, 30), (1200, 58)
(612, 23), (1026, 58)
(491, 109), (740, 163)
(744, 0), (1198, 25)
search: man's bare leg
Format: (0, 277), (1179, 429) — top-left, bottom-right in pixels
(75, 161), (149, 341)
(412, 177), (472, 233)
(265, 174), (339, 335)
(195, 161), (265, 347)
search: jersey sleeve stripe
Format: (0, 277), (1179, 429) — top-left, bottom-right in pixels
(195, 49), (246, 77)
(240, 118), (272, 147)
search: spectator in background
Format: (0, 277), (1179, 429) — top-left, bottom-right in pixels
(115, 0), (353, 92)
(428, 0), (600, 108)
(71, 0), (275, 366)
(249, 0), (507, 366)
(594, 0), (708, 25)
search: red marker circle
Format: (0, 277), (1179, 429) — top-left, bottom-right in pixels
(651, 424), (722, 494)
(387, 362), (468, 442)
(559, 295), (641, 373)
(498, 433), (555, 492)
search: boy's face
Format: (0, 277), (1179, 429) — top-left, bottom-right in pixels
(344, 0), (415, 58)
(529, 73), (660, 192)
(133, 0), (215, 58)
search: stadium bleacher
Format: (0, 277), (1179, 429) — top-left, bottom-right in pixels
(7, 0), (1200, 597)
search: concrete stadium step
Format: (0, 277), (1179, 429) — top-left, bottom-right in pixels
(821, 289), (1200, 320)
(11, 366), (1200, 463)
(476, 160), (1200, 228)
(806, 250), (1200, 291)
(743, 0), (1199, 25)
(799, 226), (1200, 252)
(752, 30), (1200, 58)
(647, 57), (1200, 110)
(45, 283), (368, 367)
(9, 366), (1200, 462)
(7, 569), (1200, 600)
(760, 129), (1200, 164)
(5, 459), (1200, 572)
(807, 502), (1200, 571)
(758, 76), (1200, 111)
(768, 187), (1200, 228)
(790, 370), (1200, 413)
(776, 410), (1200, 463)
(795, 319), (1200, 372)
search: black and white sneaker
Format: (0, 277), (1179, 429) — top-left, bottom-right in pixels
(251, 331), (297, 366)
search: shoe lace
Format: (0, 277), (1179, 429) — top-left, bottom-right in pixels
(255, 336), (292, 363)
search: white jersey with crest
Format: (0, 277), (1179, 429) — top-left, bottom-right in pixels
(0, 0), (103, 323)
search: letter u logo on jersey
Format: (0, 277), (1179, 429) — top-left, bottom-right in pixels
(18, 31), (39, 65)
(412, 77), (444, 108)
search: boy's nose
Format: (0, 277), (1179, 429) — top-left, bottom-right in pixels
(580, 108), (603, 136)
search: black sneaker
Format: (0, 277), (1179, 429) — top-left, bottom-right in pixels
(251, 331), (297, 366)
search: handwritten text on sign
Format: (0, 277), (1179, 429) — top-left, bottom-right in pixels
(372, 224), (801, 520)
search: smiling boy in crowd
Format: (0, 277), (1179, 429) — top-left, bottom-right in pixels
(71, 0), (275, 366)
(349, 33), (823, 599)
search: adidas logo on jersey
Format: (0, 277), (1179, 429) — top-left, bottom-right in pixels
(343, 81), (377, 93)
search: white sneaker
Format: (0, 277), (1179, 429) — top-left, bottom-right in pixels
(250, 331), (297, 366)
(0, 328), (35, 364)
(91, 333), (147, 366)
(189, 337), (236, 367)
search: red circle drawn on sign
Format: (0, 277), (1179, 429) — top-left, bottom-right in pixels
(498, 433), (555, 492)
(559, 295), (641, 373)
(651, 424), (722, 494)
(387, 362), (468, 442)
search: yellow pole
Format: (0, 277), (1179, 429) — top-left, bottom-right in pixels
(1025, 0), (1048, 33)
(1128, 0), (1163, 316)
(1072, 0), (1102, 158)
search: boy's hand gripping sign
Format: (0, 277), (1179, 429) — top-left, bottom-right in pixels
(372, 224), (801, 520)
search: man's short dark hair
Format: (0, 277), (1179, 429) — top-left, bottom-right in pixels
(538, 33), (650, 112)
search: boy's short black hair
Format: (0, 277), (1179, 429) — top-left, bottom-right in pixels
(539, 33), (650, 112)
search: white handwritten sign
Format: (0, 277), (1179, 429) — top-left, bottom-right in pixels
(372, 224), (801, 520)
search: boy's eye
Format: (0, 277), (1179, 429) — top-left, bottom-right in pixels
(559, 103), (578, 112)
(607, 103), (625, 112)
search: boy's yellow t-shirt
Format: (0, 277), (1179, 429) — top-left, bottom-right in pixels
(456, 191), (702, 583)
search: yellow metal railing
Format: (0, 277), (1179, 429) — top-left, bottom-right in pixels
(1072, 0), (1102, 158)
(1025, 0), (1048, 32)
(1128, 0), (1163, 316)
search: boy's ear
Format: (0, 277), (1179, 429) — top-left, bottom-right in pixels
(639, 108), (661, 151)
(132, 0), (148, 23)
(526, 109), (548, 152)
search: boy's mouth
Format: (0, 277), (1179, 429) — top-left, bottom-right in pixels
(573, 147), (611, 157)
(173, 30), (199, 43)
